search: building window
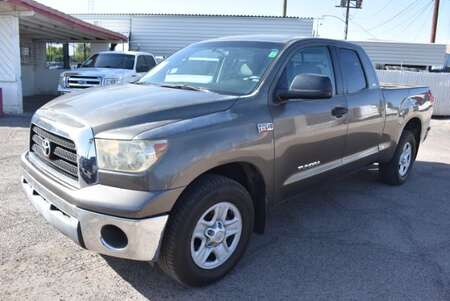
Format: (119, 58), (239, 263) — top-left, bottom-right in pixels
(46, 43), (64, 69)
(45, 43), (92, 69)
(70, 43), (91, 68)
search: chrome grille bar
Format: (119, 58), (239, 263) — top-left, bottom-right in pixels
(67, 75), (102, 89)
(30, 125), (79, 180)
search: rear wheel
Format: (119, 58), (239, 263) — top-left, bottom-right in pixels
(158, 174), (254, 287)
(379, 130), (417, 185)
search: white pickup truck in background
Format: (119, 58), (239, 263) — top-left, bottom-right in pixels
(57, 51), (156, 93)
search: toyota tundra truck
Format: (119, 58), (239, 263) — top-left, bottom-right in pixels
(21, 36), (433, 287)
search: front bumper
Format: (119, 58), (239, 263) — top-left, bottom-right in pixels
(21, 155), (169, 262)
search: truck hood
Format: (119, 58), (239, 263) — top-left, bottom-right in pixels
(38, 84), (238, 135)
(63, 68), (134, 78)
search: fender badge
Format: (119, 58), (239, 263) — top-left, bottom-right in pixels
(298, 161), (321, 171)
(257, 123), (273, 133)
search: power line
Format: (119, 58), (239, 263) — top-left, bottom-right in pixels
(372, 0), (396, 17)
(414, 2), (435, 41)
(379, 0), (433, 37)
(348, 17), (379, 39)
(368, 0), (422, 31)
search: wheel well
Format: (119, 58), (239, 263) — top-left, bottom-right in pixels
(403, 118), (422, 156)
(202, 162), (267, 234)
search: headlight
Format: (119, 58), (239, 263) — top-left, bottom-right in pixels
(103, 78), (121, 86)
(96, 139), (167, 173)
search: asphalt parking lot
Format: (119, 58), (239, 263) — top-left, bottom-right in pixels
(1, 116), (450, 301)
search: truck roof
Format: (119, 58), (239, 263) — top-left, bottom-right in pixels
(200, 35), (361, 48)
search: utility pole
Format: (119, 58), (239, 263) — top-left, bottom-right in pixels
(282, 0), (287, 17)
(430, 0), (440, 43)
(336, 0), (363, 40)
(344, 0), (350, 40)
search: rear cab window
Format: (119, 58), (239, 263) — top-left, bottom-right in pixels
(338, 48), (367, 94)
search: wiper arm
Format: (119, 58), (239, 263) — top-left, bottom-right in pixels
(159, 84), (210, 92)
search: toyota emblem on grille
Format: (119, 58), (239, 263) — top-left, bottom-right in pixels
(41, 138), (51, 157)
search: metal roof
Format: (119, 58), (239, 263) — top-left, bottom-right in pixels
(73, 13), (312, 20)
(3, 0), (127, 41)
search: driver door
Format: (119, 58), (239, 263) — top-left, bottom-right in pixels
(270, 46), (348, 201)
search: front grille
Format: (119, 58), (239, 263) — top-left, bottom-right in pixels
(30, 125), (79, 180)
(67, 75), (102, 89)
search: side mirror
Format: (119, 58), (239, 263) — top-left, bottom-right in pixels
(276, 74), (333, 102)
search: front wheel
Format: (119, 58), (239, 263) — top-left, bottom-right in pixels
(158, 175), (254, 287)
(379, 130), (417, 185)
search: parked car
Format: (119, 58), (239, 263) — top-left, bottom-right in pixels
(22, 36), (433, 287)
(57, 51), (156, 93)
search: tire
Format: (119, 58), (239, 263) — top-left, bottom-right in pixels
(158, 174), (254, 287)
(379, 130), (417, 185)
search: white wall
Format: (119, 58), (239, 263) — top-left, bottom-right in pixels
(377, 70), (450, 116)
(91, 42), (110, 53)
(356, 41), (447, 67)
(75, 14), (314, 57)
(32, 41), (61, 95)
(130, 15), (314, 57)
(0, 15), (22, 114)
(21, 36), (35, 96)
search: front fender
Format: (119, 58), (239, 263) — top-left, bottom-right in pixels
(136, 102), (275, 200)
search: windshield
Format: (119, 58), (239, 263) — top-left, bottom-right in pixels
(81, 53), (135, 70)
(138, 42), (282, 95)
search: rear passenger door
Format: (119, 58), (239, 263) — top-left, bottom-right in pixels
(337, 47), (384, 164)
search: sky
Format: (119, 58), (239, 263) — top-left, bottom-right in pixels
(36, 0), (450, 44)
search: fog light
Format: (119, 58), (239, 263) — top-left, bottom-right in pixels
(100, 225), (128, 250)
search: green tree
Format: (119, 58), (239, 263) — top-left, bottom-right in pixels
(46, 44), (63, 63)
(72, 43), (91, 64)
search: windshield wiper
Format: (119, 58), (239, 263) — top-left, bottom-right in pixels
(159, 84), (210, 92)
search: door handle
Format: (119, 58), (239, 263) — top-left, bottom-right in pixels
(331, 106), (348, 118)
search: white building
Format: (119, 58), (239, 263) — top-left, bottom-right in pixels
(77, 13), (448, 70)
(75, 14), (314, 58)
(0, 0), (126, 114)
(354, 40), (447, 70)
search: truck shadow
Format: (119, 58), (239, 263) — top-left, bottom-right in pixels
(104, 160), (450, 300)
(0, 115), (31, 128)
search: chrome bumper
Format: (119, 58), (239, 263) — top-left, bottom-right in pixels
(21, 164), (168, 262)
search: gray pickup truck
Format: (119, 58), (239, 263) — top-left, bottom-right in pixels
(21, 36), (433, 286)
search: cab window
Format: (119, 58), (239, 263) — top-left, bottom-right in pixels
(338, 48), (367, 94)
(278, 46), (336, 93)
(144, 55), (156, 70)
